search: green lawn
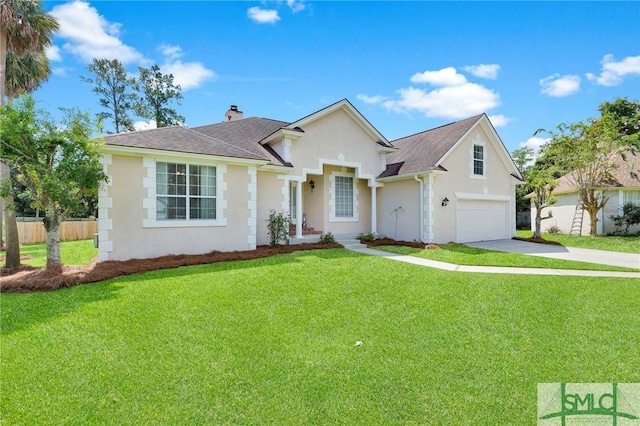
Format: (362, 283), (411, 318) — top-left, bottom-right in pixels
(2, 248), (638, 424)
(516, 230), (640, 254)
(373, 243), (639, 272)
(2, 239), (98, 267)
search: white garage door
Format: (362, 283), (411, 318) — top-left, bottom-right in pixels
(457, 200), (509, 242)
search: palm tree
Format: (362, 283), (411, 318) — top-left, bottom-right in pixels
(0, 0), (58, 268)
(5, 49), (50, 100)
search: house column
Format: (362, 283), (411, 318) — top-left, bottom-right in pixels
(370, 186), (377, 234)
(296, 180), (303, 239)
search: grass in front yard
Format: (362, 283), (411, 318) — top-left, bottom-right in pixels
(2, 248), (638, 424)
(374, 243), (639, 272)
(516, 230), (640, 253)
(2, 239), (97, 267)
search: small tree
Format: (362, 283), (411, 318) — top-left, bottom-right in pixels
(527, 165), (557, 239)
(81, 58), (137, 133)
(541, 115), (629, 236)
(511, 146), (535, 213)
(0, 96), (108, 269)
(267, 210), (290, 247)
(135, 65), (184, 128)
(609, 202), (640, 235)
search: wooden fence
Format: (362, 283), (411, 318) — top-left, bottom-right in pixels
(17, 219), (97, 244)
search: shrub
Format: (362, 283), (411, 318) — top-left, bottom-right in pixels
(358, 232), (375, 242)
(609, 202), (640, 235)
(267, 210), (291, 247)
(546, 225), (562, 234)
(320, 232), (335, 244)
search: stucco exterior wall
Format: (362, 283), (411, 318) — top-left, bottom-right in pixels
(256, 171), (287, 246)
(378, 180), (420, 241)
(103, 154), (256, 261)
(431, 126), (515, 243)
(531, 189), (640, 235)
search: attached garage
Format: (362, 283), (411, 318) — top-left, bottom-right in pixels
(456, 199), (510, 242)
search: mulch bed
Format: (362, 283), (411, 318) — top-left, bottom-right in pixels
(0, 243), (341, 293)
(512, 236), (563, 246)
(362, 238), (440, 249)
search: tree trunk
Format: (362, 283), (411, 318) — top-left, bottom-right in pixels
(44, 203), (62, 270)
(1, 162), (21, 268)
(534, 208), (543, 239)
(587, 206), (599, 236)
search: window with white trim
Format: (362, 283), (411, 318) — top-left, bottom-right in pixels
(334, 175), (354, 218)
(473, 144), (484, 176)
(623, 190), (640, 206)
(156, 162), (216, 220)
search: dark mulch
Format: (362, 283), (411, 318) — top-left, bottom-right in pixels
(0, 243), (342, 293)
(512, 236), (563, 246)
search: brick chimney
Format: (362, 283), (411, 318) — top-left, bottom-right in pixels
(225, 105), (243, 122)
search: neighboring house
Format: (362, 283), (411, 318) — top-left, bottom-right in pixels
(98, 99), (523, 261)
(530, 152), (640, 235)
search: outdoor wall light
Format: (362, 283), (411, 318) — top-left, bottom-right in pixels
(309, 180), (315, 192)
(441, 197), (449, 207)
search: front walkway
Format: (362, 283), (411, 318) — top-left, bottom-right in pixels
(348, 247), (640, 278)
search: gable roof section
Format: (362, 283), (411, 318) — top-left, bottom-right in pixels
(381, 114), (523, 180)
(381, 114), (483, 178)
(104, 125), (267, 161)
(552, 151), (640, 194)
(261, 98), (392, 148)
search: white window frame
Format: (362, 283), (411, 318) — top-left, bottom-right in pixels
(330, 171), (358, 222)
(142, 158), (227, 228)
(622, 190), (640, 207)
(470, 136), (487, 180)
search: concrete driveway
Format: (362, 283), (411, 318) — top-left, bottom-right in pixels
(466, 239), (640, 270)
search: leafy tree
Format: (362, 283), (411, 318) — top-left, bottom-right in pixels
(0, 0), (59, 267)
(526, 162), (557, 239)
(81, 58), (137, 133)
(135, 64), (184, 128)
(511, 146), (534, 213)
(539, 112), (634, 236)
(0, 97), (108, 269)
(599, 97), (640, 140)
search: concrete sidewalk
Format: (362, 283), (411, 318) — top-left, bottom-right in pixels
(348, 247), (640, 278)
(466, 239), (640, 270)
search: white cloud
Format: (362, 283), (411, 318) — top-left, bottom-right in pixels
(410, 67), (467, 86)
(287, 0), (306, 13)
(488, 114), (512, 128)
(161, 61), (216, 91)
(134, 120), (157, 131)
(50, 1), (144, 64)
(463, 64), (500, 80)
(356, 94), (387, 104)
(45, 45), (62, 62)
(519, 136), (549, 157)
(157, 43), (216, 91)
(247, 6), (280, 24)
(539, 74), (581, 97)
(382, 83), (500, 119)
(159, 44), (182, 62)
(586, 54), (640, 86)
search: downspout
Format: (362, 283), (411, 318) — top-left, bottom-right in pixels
(414, 175), (427, 243)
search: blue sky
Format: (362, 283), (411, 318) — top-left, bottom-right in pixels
(37, 1), (640, 154)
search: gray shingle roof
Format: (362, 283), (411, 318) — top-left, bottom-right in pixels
(381, 114), (483, 178)
(104, 126), (267, 161)
(193, 117), (290, 165)
(104, 117), (291, 165)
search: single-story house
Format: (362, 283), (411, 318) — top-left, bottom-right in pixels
(98, 99), (523, 261)
(530, 152), (640, 235)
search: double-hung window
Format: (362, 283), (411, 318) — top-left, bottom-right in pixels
(156, 162), (216, 220)
(334, 175), (354, 218)
(473, 144), (484, 176)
